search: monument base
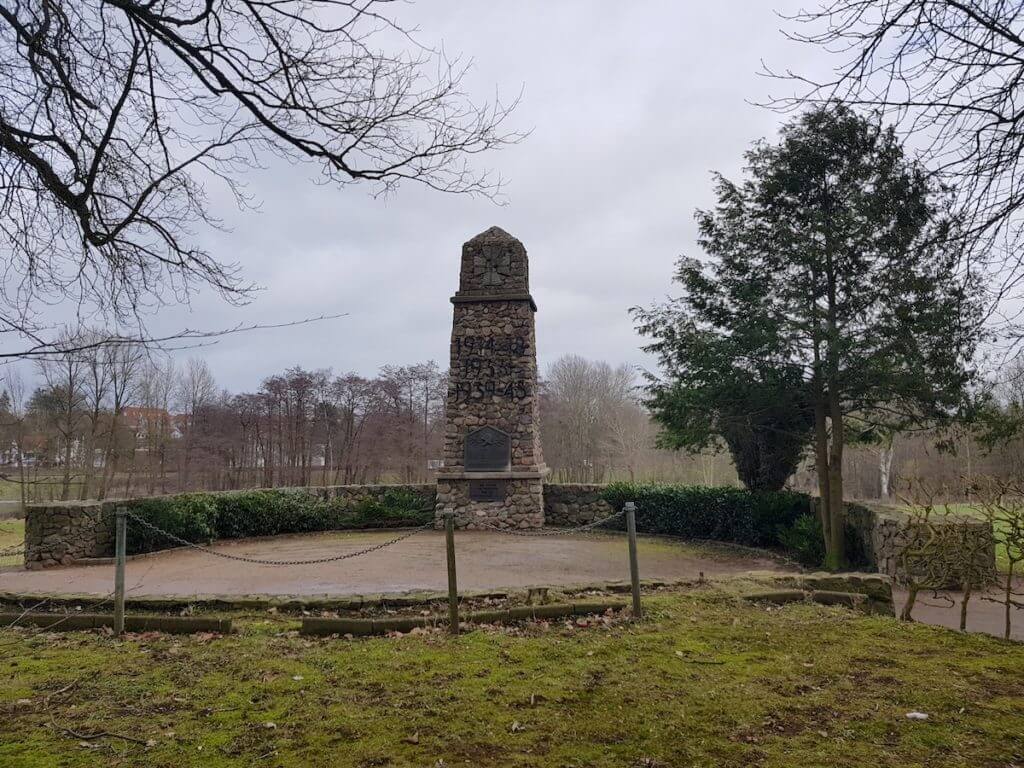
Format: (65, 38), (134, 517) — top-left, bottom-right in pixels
(435, 474), (545, 530)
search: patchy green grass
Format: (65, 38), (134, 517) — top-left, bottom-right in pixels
(0, 519), (23, 566)
(1, 590), (1022, 767)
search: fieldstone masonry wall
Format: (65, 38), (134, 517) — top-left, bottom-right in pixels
(850, 503), (996, 588)
(543, 484), (614, 526)
(23, 483), (435, 569)
(24, 501), (116, 569)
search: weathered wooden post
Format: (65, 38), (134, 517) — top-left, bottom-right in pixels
(625, 501), (641, 619)
(114, 505), (127, 635)
(444, 511), (459, 635)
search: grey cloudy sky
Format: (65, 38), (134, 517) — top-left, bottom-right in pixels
(141, 1), (830, 393)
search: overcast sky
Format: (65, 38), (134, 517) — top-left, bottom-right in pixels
(113, 1), (831, 393)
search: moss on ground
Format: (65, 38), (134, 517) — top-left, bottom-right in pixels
(0, 589), (1022, 767)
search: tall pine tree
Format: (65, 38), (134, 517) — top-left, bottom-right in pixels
(637, 105), (983, 567)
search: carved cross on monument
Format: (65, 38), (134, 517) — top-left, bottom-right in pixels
(477, 243), (511, 287)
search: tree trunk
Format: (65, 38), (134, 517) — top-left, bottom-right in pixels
(900, 583), (919, 621)
(826, 391), (846, 569)
(959, 581), (972, 632)
(61, 435), (73, 501)
(1004, 565), (1015, 641)
(813, 393), (832, 549)
(879, 443), (894, 501)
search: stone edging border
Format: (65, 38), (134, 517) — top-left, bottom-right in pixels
(0, 612), (232, 634)
(0, 580), (679, 612)
(302, 601), (626, 636)
(0, 570), (893, 613)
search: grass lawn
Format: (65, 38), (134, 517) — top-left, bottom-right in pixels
(0, 519), (24, 566)
(1, 590), (1022, 767)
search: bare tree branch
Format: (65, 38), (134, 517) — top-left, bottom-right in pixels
(0, 1), (522, 354)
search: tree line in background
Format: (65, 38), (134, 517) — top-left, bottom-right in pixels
(2, 337), (1023, 505)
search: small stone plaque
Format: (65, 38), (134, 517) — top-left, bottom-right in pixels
(469, 480), (507, 502)
(465, 426), (511, 471)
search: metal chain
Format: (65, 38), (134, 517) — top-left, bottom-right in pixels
(125, 510), (433, 566)
(473, 507), (626, 537)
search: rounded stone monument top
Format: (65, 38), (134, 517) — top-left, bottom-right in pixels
(465, 225), (520, 245)
(456, 225), (531, 300)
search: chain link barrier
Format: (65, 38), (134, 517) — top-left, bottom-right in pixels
(124, 509), (434, 566)
(473, 507), (626, 537)
(0, 542), (25, 557)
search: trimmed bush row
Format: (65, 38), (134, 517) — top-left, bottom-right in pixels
(600, 482), (826, 567)
(124, 487), (433, 555)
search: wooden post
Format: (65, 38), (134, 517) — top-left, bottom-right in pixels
(625, 501), (641, 619)
(114, 505), (127, 636)
(444, 511), (459, 635)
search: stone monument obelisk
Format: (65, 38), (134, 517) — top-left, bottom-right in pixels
(435, 227), (547, 529)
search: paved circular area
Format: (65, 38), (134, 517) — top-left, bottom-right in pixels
(0, 530), (787, 598)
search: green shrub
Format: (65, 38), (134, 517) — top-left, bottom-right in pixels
(776, 514), (826, 567)
(124, 494), (217, 555)
(600, 482), (825, 566)
(342, 488), (433, 528)
(123, 486), (434, 555)
(601, 482), (812, 548)
(213, 489), (333, 539)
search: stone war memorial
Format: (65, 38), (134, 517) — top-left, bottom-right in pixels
(435, 226), (548, 529)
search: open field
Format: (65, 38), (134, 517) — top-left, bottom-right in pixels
(1, 590), (1022, 768)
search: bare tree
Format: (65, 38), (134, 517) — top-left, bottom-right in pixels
(176, 356), (216, 487)
(772, 0), (1024, 335)
(97, 341), (143, 498)
(543, 355), (636, 482)
(34, 331), (87, 499)
(973, 477), (1024, 640)
(133, 356), (177, 493)
(606, 399), (654, 482)
(0, 1), (521, 353)
(897, 480), (997, 629)
(78, 330), (113, 499)
(0, 369), (29, 506)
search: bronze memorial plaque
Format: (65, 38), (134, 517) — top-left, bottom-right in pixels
(464, 426), (511, 472)
(468, 479), (507, 502)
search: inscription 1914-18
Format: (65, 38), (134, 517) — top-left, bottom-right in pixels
(453, 334), (527, 356)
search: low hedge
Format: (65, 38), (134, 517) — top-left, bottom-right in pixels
(600, 482), (824, 566)
(124, 487), (433, 555)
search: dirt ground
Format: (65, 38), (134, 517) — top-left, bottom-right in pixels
(0, 529), (785, 599)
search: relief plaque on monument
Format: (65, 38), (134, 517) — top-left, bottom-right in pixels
(468, 479), (507, 502)
(464, 426), (511, 472)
